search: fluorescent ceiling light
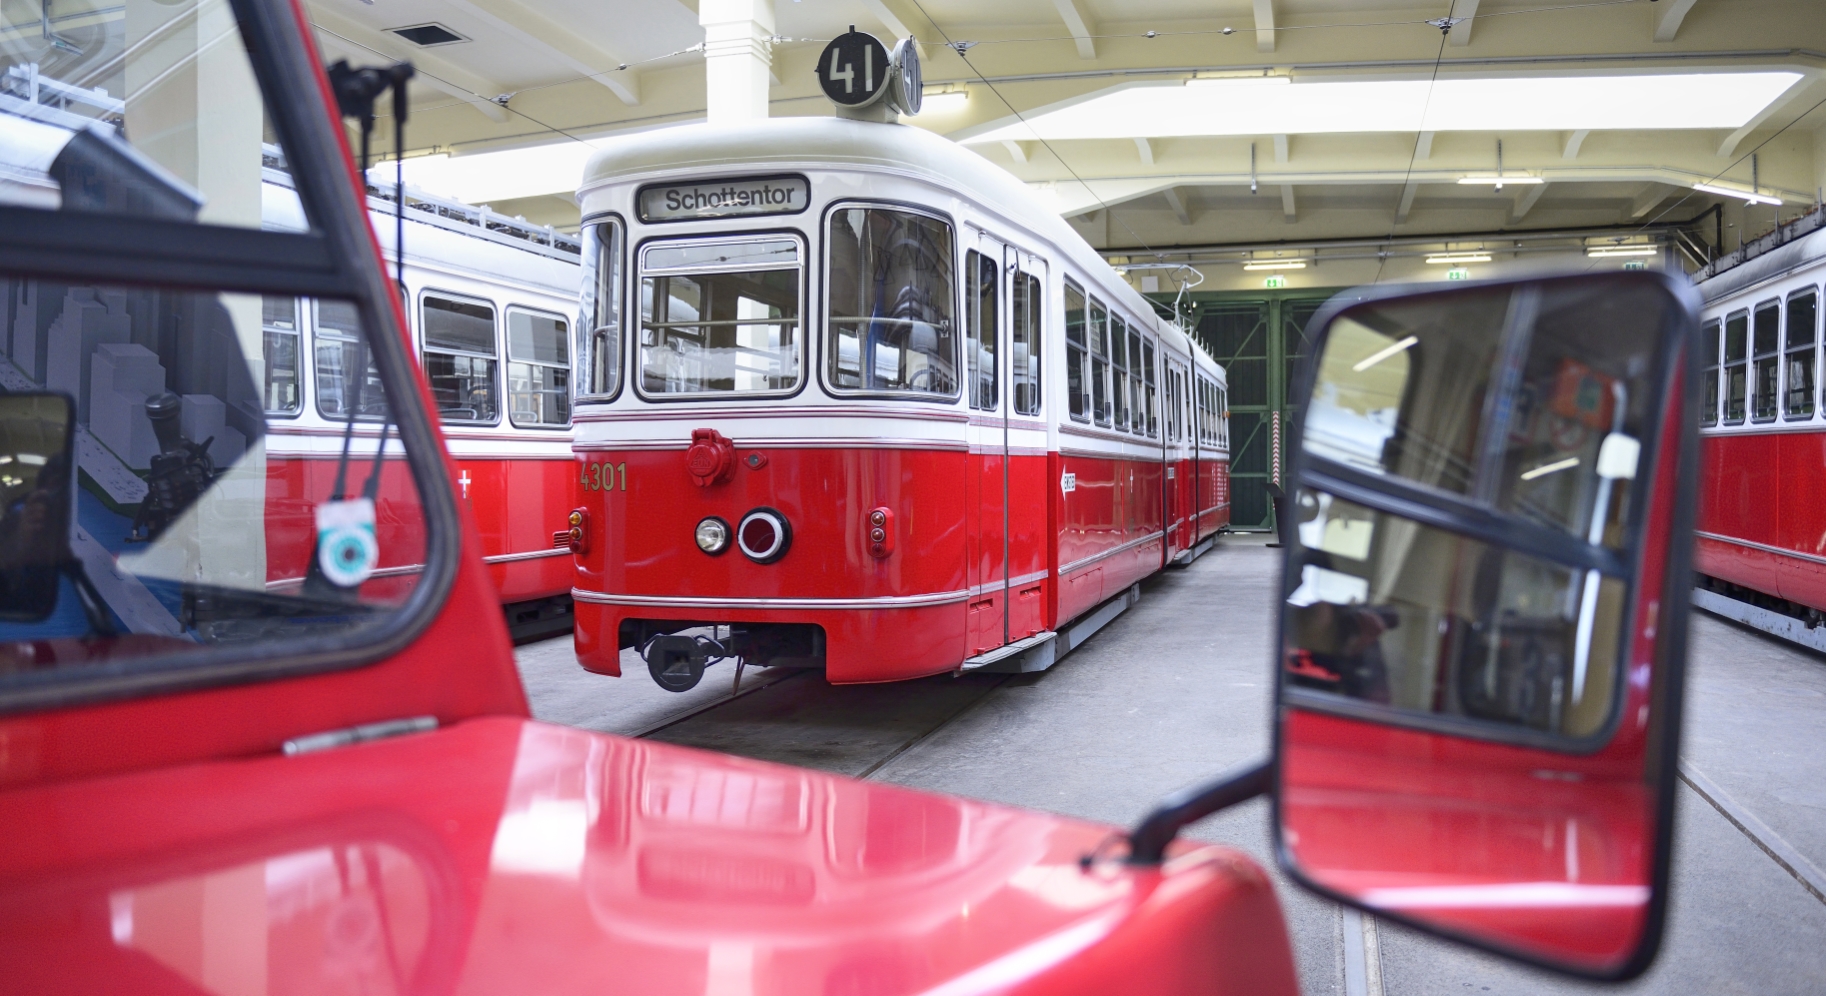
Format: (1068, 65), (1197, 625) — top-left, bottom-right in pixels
(1521, 456), (1580, 481)
(1457, 176), (1544, 185)
(964, 72), (1802, 143)
(1587, 246), (1658, 258)
(1185, 75), (1289, 87)
(922, 90), (968, 112)
(377, 141), (602, 205)
(1352, 335), (1419, 373)
(1693, 183), (1783, 206)
(1243, 260), (1307, 271)
(1427, 253), (1491, 264)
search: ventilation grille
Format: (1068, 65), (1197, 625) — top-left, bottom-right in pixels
(389, 23), (468, 47)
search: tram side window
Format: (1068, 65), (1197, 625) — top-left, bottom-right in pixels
(827, 207), (956, 396)
(262, 295), (302, 416)
(1128, 326), (1145, 435)
(1090, 300), (1111, 425)
(966, 250), (999, 411)
(507, 308), (570, 427)
(1752, 300), (1780, 422)
(1143, 341), (1158, 437)
(581, 219), (623, 399)
(1111, 314), (1131, 432)
(316, 300), (386, 420)
(642, 238), (802, 396)
(423, 295), (500, 423)
(1065, 281), (1089, 421)
(1785, 291), (1817, 420)
(1218, 386), (1228, 448)
(1700, 319), (1720, 427)
(1012, 270), (1042, 415)
(1723, 311), (1748, 424)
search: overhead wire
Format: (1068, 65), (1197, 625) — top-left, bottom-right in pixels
(1372, 28), (1452, 285)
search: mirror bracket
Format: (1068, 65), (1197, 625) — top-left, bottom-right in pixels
(1121, 757), (1273, 865)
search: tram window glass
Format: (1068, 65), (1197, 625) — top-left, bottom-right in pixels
(1143, 342), (1158, 437)
(1284, 492), (1624, 742)
(641, 237), (802, 397)
(0, 275), (431, 694)
(315, 300), (386, 421)
(1127, 327), (1144, 435)
(1090, 300), (1111, 426)
(262, 296), (302, 416)
(580, 219), (624, 399)
(507, 308), (570, 427)
(1111, 314), (1130, 431)
(1065, 281), (1089, 421)
(1196, 379), (1209, 445)
(827, 207), (955, 397)
(1752, 301), (1780, 422)
(1218, 387), (1228, 447)
(1786, 292), (1817, 420)
(966, 250), (999, 411)
(1724, 311), (1748, 424)
(422, 295), (500, 423)
(1701, 319), (1720, 427)
(1012, 271), (1042, 416)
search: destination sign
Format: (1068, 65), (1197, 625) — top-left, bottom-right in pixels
(637, 175), (810, 223)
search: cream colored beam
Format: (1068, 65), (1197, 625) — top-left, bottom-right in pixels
(1562, 130), (1590, 159)
(1281, 184), (1296, 222)
(1252, 0), (1275, 53)
(441, 0), (640, 105)
(1051, 0), (1098, 61)
(1004, 140), (1032, 162)
(1396, 180), (1419, 223)
(1273, 134), (1289, 163)
(1163, 187), (1192, 225)
(1415, 132), (1434, 160)
(1627, 184), (1666, 219)
(1653, 0), (1703, 43)
(309, 7), (508, 123)
(1718, 75), (1812, 157)
(859, 0), (932, 58)
(1447, 0), (1480, 47)
(1134, 137), (1155, 165)
(1510, 182), (1547, 223)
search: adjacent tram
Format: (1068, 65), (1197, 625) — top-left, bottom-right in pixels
(566, 117), (1230, 689)
(1691, 214), (1826, 649)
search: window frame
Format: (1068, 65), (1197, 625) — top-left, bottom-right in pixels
(313, 297), (387, 423)
(1142, 340), (1158, 438)
(965, 247), (1000, 412)
(1089, 298), (1112, 426)
(576, 213), (626, 404)
(1110, 312), (1131, 432)
(1700, 318), (1721, 428)
(505, 304), (573, 430)
(419, 287), (504, 426)
(819, 200), (961, 403)
(1064, 278), (1090, 423)
(636, 229), (809, 403)
(1011, 268), (1042, 417)
(1723, 309), (1749, 425)
(261, 294), (304, 418)
(1784, 289), (1819, 422)
(1750, 298), (1781, 423)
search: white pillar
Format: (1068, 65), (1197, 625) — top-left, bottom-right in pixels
(699, 0), (774, 125)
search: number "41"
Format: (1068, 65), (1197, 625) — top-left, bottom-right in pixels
(581, 461), (626, 492)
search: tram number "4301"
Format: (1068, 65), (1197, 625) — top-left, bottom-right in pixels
(580, 461), (627, 492)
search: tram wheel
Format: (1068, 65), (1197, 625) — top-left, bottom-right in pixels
(644, 635), (707, 692)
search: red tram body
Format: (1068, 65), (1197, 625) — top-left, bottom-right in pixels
(565, 119), (1230, 687)
(1691, 223), (1826, 641)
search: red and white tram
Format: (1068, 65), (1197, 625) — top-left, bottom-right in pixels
(565, 118), (1230, 689)
(263, 162), (582, 632)
(1691, 215), (1826, 649)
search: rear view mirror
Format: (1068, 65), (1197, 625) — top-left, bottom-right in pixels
(1273, 273), (1698, 979)
(0, 393), (77, 622)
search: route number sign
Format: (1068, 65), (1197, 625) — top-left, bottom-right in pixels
(818, 29), (892, 107)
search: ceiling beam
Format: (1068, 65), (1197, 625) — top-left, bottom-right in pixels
(1273, 134), (1289, 163)
(859, 0), (932, 57)
(1717, 75), (1810, 158)
(1002, 140), (1032, 163)
(1562, 130), (1590, 160)
(1414, 131), (1434, 160)
(439, 0), (640, 105)
(1396, 181), (1419, 223)
(1653, 0), (1703, 43)
(1281, 184), (1297, 223)
(1051, 0), (1098, 61)
(1510, 182), (1548, 223)
(1134, 137), (1155, 165)
(1447, 0), (1480, 47)
(1163, 187), (1192, 226)
(1627, 184), (1666, 219)
(309, 8), (509, 123)
(1252, 0), (1275, 53)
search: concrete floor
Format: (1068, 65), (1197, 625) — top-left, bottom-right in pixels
(516, 539), (1826, 995)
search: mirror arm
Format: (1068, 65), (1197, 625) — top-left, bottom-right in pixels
(1124, 757), (1274, 865)
(62, 560), (117, 637)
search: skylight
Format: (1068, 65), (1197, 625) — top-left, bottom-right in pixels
(963, 72), (1803, 144)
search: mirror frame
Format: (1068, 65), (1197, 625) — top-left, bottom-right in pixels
(1268, 270), (1700, 981)
(0, 391), (77, 623)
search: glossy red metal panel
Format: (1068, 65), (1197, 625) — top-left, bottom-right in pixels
(0, 716), (1297, 996)
(454, 455), (577, 602)
(264, 456), (426, 596)
(968, 447), (1008, 655)
(1696, 428), (1826, 609)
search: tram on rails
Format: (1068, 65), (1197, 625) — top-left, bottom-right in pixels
(565, 116), (1231, 690)
(1691, 212), (1826, 650)
(262, 163), (583, 633)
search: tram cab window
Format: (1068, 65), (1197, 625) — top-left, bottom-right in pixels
(965, 250), (998, 411)
(1700, 319), (1720, 427)
(1012, 270), (1042, 416)
(1724, 310), (1748, 424)
(1143, 341), (1158, 437)
(581, 219), (624, 399)
(422, 294), (500, 423)
(1752, 300), (1780, 422)
(1065, 281), (1089, 421)
(262, 296), (302, 416)
(641, 237), (801, 397)
(507, 308), (570, 427)
(827, 208), (955, 397)
(1089, 301), (1112, 425)
(316, 300), (386, 421)
(1785, 291), (1817, 420)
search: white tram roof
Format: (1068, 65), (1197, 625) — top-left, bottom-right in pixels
(580, 117), (1221, 382)
(1695, 224), (1826, 309)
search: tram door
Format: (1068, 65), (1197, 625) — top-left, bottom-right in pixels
(1165, 361), (1191, 556)
(965, 239), (1008, 656)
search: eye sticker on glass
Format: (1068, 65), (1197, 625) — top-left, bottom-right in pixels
(316, 498), (378, 588)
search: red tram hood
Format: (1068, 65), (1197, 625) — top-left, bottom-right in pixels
(0, 716), (1298, 996)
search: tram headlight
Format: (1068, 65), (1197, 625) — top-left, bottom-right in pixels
(736, 508), (791, 564)
(695, 516), (731, 555)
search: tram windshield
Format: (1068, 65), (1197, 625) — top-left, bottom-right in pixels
(638, 237), (802, 397)
(827, 207), (957, 397)
(0, 0), (306, 232)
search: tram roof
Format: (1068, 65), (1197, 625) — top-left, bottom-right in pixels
(581, 116), (1215, 373)
(1696, 225), (1826, 308)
